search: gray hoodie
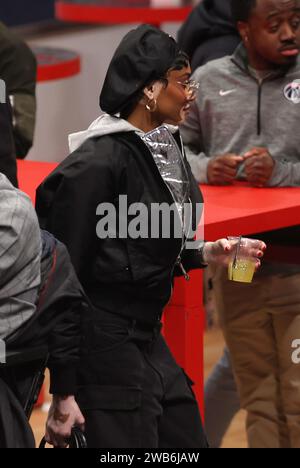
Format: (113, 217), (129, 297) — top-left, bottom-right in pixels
(0, 174), (41, 340)
(181, 44), (300, 187)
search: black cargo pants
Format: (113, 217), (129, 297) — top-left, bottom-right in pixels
(77, 309), (208, 448)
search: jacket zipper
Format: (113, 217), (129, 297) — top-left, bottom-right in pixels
(177, 258), (190, 281)
(168, 135), (192, 283)
(177, 135), (193, 281)
(145, 131), (193, 298)
(126, 131), (194, 291)
(166, 136), (196, 300)
(167, 195), (193, 304)
(257, 82), (262, 136)
(231, 58), (275, 137)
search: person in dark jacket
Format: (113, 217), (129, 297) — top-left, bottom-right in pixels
(36, 24), (265, 448)
(0, 22), (37, 158)
(1, 229), (87, 448)
(0, 174), (85, 447)
(177, 0), (241, 71)
(6, 230), (87, 397)
(0, 175), (41, 448)
(0, 174), (40, 341)
(0, 378), (35, 448)
(0, 88), (18, 186)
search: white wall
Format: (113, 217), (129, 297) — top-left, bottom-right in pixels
(27, 23), (180, 162)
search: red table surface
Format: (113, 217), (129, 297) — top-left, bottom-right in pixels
(202, 182), (300, 240)
(17, 161), (300, 414)
(55, 1), (192, 24)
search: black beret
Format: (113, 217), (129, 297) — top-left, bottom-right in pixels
(100, 24), (180, 115)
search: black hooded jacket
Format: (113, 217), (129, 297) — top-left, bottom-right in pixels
(36, 24), (206, 326)
(177, 0), (241, 70)
(36, 131), (205, 326)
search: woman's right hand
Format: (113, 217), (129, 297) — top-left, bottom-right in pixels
(203, 238), (266, 269)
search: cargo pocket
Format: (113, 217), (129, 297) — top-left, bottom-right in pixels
(77, 385), (142, 448)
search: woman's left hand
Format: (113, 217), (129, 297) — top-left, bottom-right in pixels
(203, 238), (266, 269)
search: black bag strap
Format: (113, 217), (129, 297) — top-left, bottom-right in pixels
(39, 427), (87, 448)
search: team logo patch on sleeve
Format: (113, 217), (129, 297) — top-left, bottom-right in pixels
(284, 80), (300, 104)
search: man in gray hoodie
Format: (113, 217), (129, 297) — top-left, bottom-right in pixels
(181, 0), (300, 448)
(0, 173), (41, 340)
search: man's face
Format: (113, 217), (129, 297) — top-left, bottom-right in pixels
(241, 0), (300, 68)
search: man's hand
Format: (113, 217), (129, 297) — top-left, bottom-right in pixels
(45, 395), (85, 448)
(207, 154), (244, 185)
(244, 147), (275, 187)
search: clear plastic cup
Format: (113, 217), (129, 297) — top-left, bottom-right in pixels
(227, 237), (259, 283)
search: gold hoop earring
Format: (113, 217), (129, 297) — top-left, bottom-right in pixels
(146, 99), (157, 113)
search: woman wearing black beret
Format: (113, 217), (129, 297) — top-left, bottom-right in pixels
(36, 24), (265, 448)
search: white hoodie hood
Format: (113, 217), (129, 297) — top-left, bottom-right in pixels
(68, 114), (144, 153)
(68, 113), (178, 153)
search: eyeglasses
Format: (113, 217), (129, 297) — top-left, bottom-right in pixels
(175, 80), (200, 98)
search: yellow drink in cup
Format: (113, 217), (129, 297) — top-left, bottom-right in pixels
(227, 237), (258, 283)
(228, 259), (256, 283)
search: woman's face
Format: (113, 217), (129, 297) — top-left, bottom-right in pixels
(156, 65), (194, 125)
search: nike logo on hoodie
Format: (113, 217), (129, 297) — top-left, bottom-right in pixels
(219, 89), (237, 96)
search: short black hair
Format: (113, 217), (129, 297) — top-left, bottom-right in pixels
(231, 0), (257, 23)
(120, 50), (189, 120)
(168, 50), (189, 72)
